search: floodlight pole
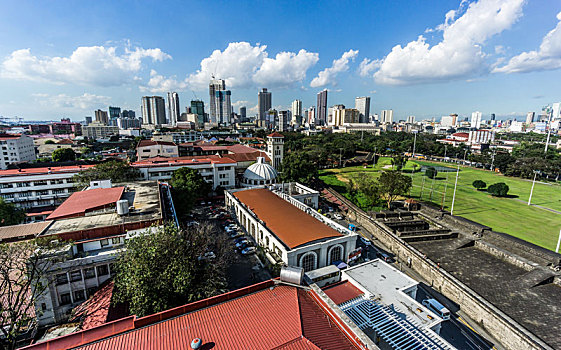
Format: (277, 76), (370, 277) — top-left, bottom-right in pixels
(451, 163), (460, 216)
(528, 171), (538, 205)
(556, 229), (561, 253)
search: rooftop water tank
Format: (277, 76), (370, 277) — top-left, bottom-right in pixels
(116, 199), (129, 215)
(280, 266), (304, 285)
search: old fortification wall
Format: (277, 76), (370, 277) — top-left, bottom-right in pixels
(326, 188), (552, 350)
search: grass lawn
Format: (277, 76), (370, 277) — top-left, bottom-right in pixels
(320, 158), (561, 251)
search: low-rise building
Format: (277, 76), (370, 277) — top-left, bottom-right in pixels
(82, 122), (119, 140)
(225, 187), (357, 270)
(0, 134), (36, 169)
(136, 140), (179, 160)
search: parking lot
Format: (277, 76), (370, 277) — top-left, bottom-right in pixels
(191, 200), (271, 291)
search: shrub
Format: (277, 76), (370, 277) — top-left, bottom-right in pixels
(425, 167), (437, 179)
(472, 180), (487, 190)
(487, 182), (509, 197)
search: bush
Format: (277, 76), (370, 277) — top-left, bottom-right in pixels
(425, 167), (437, 179)
(487, 182), (509, 197)
(472, 180), (487, 190)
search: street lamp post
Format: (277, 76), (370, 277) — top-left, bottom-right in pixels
(528, 171), (538, 206)
(412, 131), (418, 158)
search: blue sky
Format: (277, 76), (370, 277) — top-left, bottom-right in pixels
(0, 0), (560, 121)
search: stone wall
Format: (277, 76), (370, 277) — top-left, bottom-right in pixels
(326, 188), (553, 350)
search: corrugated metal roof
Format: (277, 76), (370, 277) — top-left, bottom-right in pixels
(233, 189), (342, 249)
(0, 221), (51, 242)
(46, 187), (125, 220)
(322, 281), (365, 305)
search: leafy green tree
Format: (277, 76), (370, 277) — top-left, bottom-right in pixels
(73, 160), (141, 186)
(279, 152), (318, 184)
(44, 140), (55, 144)
(472, 180), (487, 190)
(487, 182), (509, 197)
(377, 171), (412, 209)
(51, 148), (76, 162)
(0, 199), (25, 226)
(170, 167), (212, 213)
(425, 166), (438, 179)
(114, 224), (227, 317)
(390, 154), (408, 171)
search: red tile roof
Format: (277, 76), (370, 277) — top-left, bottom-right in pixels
(24, 281), (362, 350)
(46, 187), (125, 220)
(0, 164), (95, 177)
(132, 156), (236, 168)
(322, 281), (364, 305)
(137, 140), (177, 147)
(268, 132), (285, 138)
(224, 151), (270, 163)
(233, 189), (342, 249)
(71, 281), (129, 331)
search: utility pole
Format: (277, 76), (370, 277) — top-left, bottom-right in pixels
(528, 171), (538, 205)
(412, 131), (418, 158)
(490, 149), (496, 171)
(373, 146), (377, 168)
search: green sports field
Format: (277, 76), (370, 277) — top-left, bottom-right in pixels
(320, 157), (561, 251)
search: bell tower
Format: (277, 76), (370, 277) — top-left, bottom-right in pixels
(266, 132), (284, 170)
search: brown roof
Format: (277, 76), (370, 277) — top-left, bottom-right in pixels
(0, 221), (52, 242)
(225, 152), (271, 163)
(137, 139), (177, 148)
(268, 132), (285, 138)
(46, 187), (125, 220)
(322, 281), (364, 305)
(233, 189), (342, 249)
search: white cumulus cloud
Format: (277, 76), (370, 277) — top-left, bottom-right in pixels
(358, 58), (381, 77)
(32, 93), (111, 110)
(310, 49), (359, 88)
(2, 45), (171, 87)
(366, 0), (525, 85)
(186, 42), (318, 90)
(141, 70), (187, 93)
(493, 11), (561, 73)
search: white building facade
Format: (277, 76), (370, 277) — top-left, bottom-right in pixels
(0, 134), (36, 169)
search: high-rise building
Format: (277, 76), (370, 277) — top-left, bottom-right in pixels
(526, 112), (535, 124)
(108, 106), (121, 120)
(94, 109), (109, 125)
(552, 102), (561, 120)
(239, 106), (247, 120)
(291, 100), (302, 120)
(258, 88), (272, 122)
(277, 111), (289, 132)
(317, 89), (328, 125)
(407, 115), (415, 124)
(215, 90), (232, 125)
(307, 107), (316, 125)
(355, 97), (370, 123)
(490, 113), (496, 121)
(209, 79), (226, 123)
(380, 110), (393, 124)
(167, 92), (180, 126)
(471, 111), (482, 129)
(190, 100), (205, 125)
(332, 108), (360, 126)
(141, 96), (166, 125)
(85, 116), (92, 125)
(122, 110), (136, 119)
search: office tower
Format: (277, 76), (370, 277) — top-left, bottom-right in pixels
(355, 97), (370, 123)
(240, 106), (247, 120)
(278, 110), (289, 131)
(317, 89), (328, 125)
(85, 116), (92, 125)
(190, 100), (205, 125)
(380, 110), (393, 124)
(167, 92), (180, 126)
(307, 106), (316, 125)
(328, 105), (345, 126)
(141, 96), (166, 125)
(332, 108), (360, 126)
(490, 113), (496, 121)
(471, 111), (482, 129)
(122, 110), (136, 119)
(209, 79), (226, 123)
(215, 90), (232, 125)
(94, 109), (109, 125)
(291, 99), (302, 120)
(553, 103), (561, 120)
(407, 115), (415, 124)
(108, 106), (121, 120)
(526, 112), (535, 124)
(258, 88), (272, 122)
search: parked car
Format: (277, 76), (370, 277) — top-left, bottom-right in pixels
(230, 231), (244, 239)
(234, 237), (247, 244)
(241, 247), (257, 255)
(333, 213), (343, 220)
(235, 240), (249, 249)
(359, 237), (371, 246)
(236, 241), (253, 250)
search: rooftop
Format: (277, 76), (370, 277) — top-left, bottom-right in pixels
(24, 281), (362, 350)
(232, 188), (342, 249)
(137, 140), (177, 147)
(43, 181), (161, 240)
(322, 281), (364, 305)
(46, 187), (125, 220)
(0, 164), (95, 178)
(132, 155), (236, 167)
(0, 221), (52, 242)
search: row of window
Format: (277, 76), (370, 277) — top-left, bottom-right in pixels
(1, 189), (67, 198)
(55, 264), (111, 285)
(0, 179), (69, 189)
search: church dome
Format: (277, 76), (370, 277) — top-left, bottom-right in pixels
(243, 157), (278, 186)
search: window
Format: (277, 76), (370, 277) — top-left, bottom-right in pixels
(73, 290), (85, 302)
(96, 265), (109, 276)
(0, 183), (13, 189)
(56, 273), (68, 285)
(60, 293), (71, 305)
(53, 189), (66, 194)
(300, 252), (317, 272)
(16, 182), (29, 187)
(83, 267), (95, 279)
(34, 181), (48, 186)
(36, 190), (49, 196)
(70, 270), (82, 282)
(111, 237), (121, 244)
(100, 239), (109, 247)
(329, 245), (343, 264)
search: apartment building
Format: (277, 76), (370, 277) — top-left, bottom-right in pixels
(0, 134), (36, 169)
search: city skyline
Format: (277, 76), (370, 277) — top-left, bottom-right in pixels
(0, 0), (560, 121)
